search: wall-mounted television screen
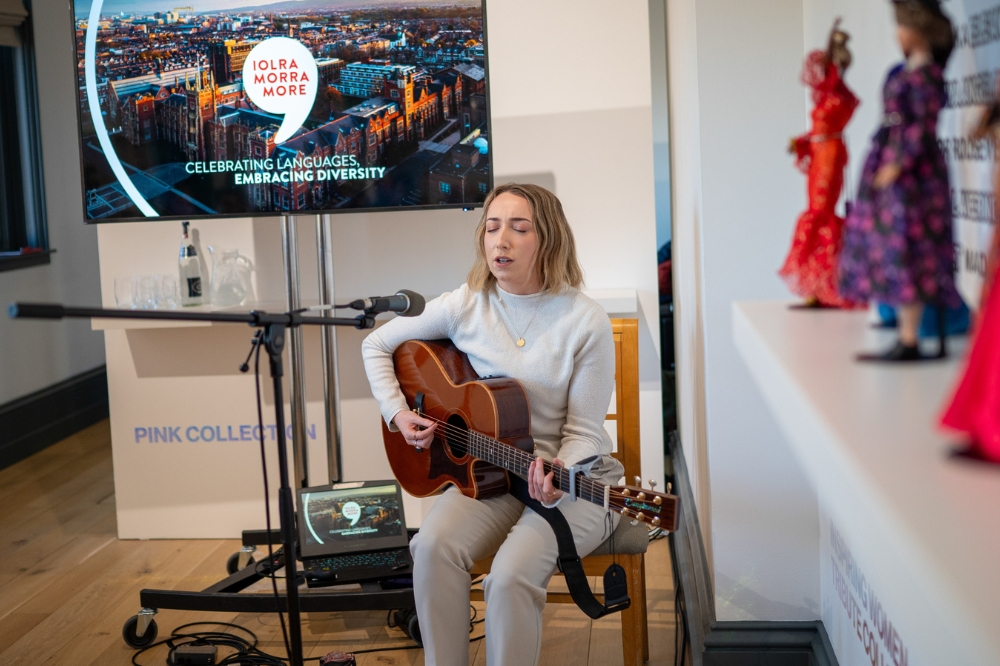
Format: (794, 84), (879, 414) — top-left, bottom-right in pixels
(71, 0), (491, 222)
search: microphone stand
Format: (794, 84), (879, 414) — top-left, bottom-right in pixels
(7, 302), (380, 666)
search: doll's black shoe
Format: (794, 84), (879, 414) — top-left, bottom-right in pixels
(948, 443), (1000, 465)
(856, 340), (923, 362)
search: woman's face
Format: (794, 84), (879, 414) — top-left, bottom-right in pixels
(484, 192), (542, 294)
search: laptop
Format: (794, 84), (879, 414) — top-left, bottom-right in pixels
(296, 479), (413, 586)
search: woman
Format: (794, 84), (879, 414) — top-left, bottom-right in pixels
(838, 0), (960, 360)
(361, 183), (623, 666)
(779, 20), (859, 308)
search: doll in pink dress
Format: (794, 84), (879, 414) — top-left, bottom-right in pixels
(939, 102), (1000, 462)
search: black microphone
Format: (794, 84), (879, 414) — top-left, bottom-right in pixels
(349, 289), (425, 317)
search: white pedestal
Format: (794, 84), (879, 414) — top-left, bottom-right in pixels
(733, 301), (1000, 666)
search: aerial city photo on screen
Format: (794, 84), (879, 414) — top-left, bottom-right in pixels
(303, 486), (403, 545)
(74, 0), (490, 221)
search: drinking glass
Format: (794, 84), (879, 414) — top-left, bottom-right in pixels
(114, 276), (134, 309)
(136, 275), (158, 309)
(158, 275), (179, 309)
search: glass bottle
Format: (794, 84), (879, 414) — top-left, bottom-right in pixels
(179, 221), (203, 306)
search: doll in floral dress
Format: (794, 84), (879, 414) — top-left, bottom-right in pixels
(838, 0), (960, 361)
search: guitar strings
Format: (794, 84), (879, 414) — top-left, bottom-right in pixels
(411, 412), (631, 505)
(416, 414), (597, 495)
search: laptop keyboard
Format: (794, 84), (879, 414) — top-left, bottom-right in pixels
(305, 549), (409, 574)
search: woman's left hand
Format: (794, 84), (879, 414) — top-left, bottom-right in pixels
(529, 456), (564, 504)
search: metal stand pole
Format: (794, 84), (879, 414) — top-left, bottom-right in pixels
(280, 215), (308, 488)
(263, 323), (304, 666)
(316, 214), (343, 482)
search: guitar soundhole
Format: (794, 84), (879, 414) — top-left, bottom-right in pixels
(442, 414), (471, 459)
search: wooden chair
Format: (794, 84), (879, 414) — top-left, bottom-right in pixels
(470, 318), (650, 665)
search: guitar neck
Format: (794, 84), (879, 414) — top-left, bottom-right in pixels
(462, 429), (608, 508)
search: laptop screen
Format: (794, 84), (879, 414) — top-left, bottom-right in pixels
(296, 480), (409, 559)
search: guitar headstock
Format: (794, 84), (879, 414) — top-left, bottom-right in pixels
(608, 477), (678, 532)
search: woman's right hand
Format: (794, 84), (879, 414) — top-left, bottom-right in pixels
(392, 410), (437, 450)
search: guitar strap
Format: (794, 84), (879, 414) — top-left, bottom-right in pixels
(507, 475), (630, 619)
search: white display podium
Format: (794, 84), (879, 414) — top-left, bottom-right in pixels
(733, 301), (1000, 666)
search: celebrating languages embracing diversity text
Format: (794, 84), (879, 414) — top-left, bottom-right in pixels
(184, 157), (388, 185)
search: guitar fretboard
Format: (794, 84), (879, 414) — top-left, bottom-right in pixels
(442, 422), (608, 507)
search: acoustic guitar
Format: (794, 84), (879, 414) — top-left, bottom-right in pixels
(382, 339), (678, 530)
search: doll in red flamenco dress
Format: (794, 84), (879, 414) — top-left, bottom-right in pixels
(779, 22), (860, 308)
(939, 102), (1000, 462)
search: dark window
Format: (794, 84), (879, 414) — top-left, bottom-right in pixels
(0, 4), (48, 271)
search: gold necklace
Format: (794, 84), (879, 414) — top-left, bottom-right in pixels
(498, 293), (540, 348)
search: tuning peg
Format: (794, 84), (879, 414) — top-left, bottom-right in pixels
(651, 517), (661, 527)
(649, 480), (657, 491)
(634, 475), (642, 487)
(637, 491), (646, 500)
(666, 482), (673, 494)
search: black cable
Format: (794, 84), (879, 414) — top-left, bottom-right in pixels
(129, 589), (490, 663)
(255, 337), (292, 660)
(130, 622), (283, 666)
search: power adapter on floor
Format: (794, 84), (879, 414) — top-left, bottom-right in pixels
(169, 643), (217, 665)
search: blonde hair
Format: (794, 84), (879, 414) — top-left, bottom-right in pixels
(467, 183), (584, 293)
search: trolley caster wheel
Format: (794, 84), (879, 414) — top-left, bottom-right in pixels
(391, 609), (422, 647)
(122, 614), (158, 648)
(226, 550), (256, 575)
(406, 614), (422, 647)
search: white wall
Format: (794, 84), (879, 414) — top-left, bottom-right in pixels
(0, 0), (105, 405)
(668, 0), (822, 621)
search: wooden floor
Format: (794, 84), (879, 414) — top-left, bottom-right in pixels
(0, 421), (679, 665)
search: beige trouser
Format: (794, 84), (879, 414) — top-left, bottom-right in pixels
(410, 486), (616, 666)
